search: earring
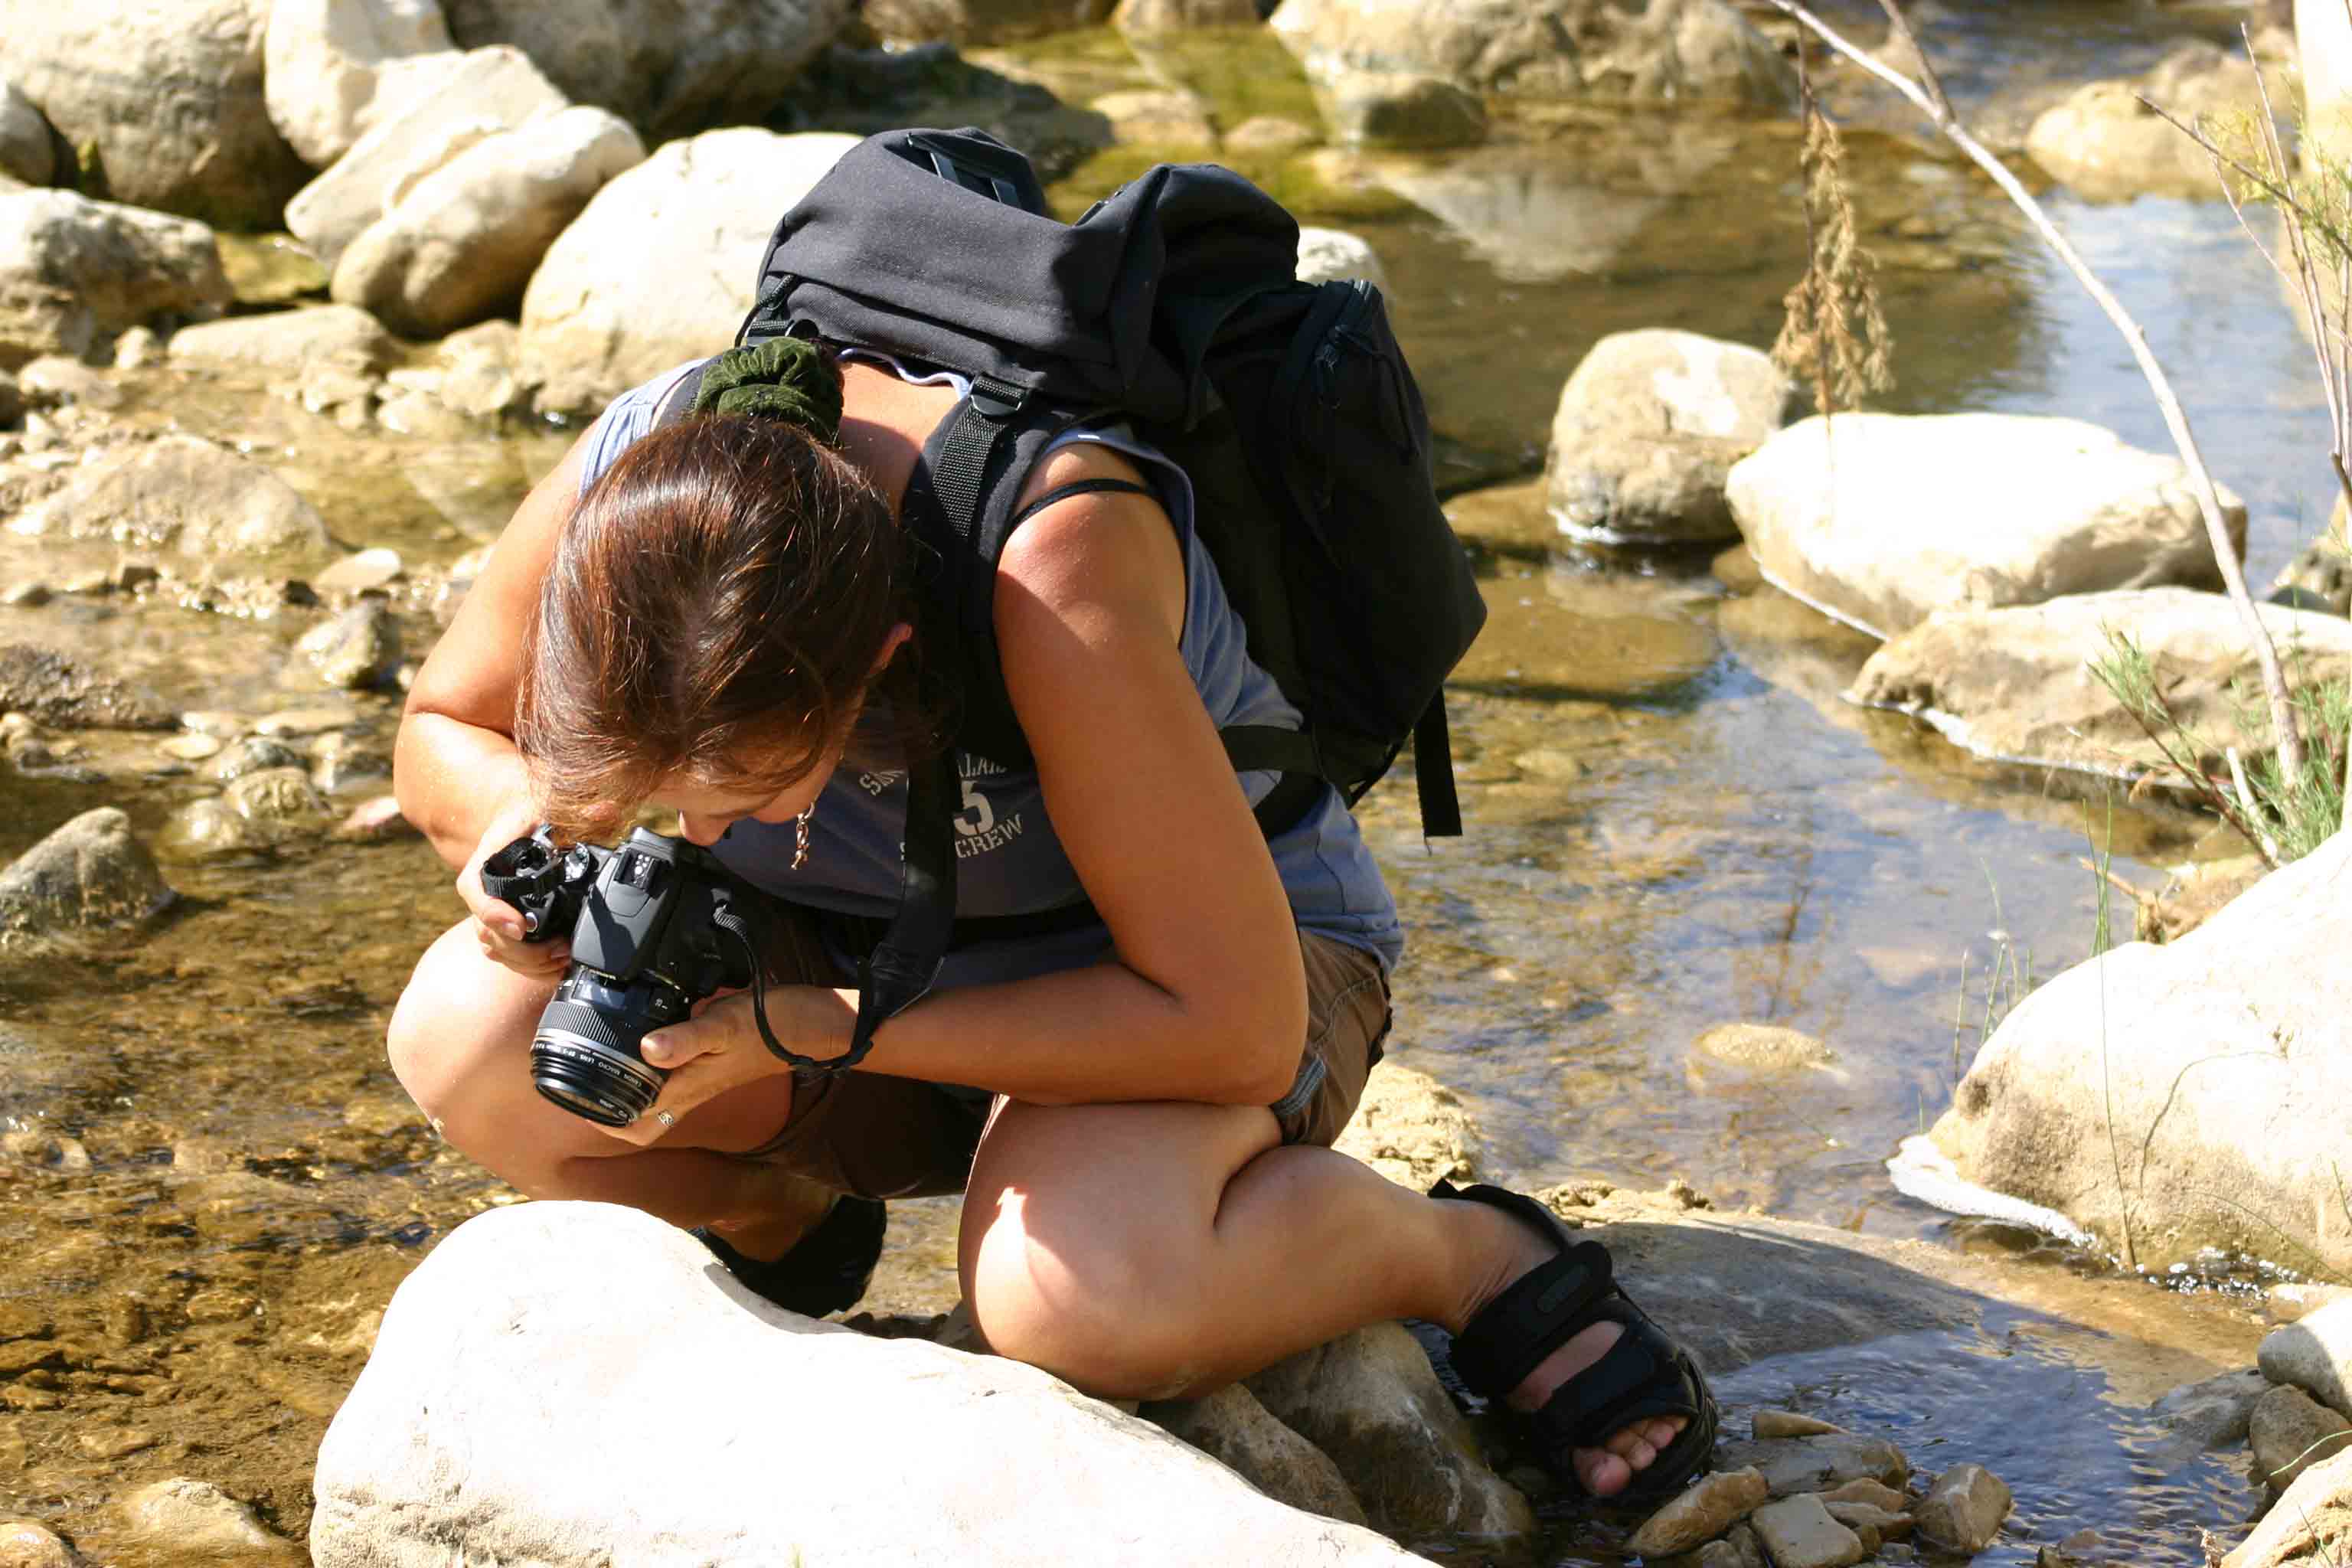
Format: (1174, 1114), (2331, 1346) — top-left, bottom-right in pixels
(790, 804), (813, 872)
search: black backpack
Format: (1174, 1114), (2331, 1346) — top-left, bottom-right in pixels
(684, 127), (1485, 1068)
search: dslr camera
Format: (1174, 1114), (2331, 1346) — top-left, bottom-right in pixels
(480, 826), (769, 1128)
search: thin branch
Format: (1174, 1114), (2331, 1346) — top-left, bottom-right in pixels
(2228, 744), (2285, 862)
(1764, 0), (2310, 789)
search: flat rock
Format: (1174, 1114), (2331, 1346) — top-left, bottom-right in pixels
(1824, 1499), (1909, 1541)
(1628, 1465), (1769, 1557)
(1728, 413), (2246, 639)
(2026, 43), (2265, 202)
(286, 44), (569, 270)
(1268, 0), (1792, 107)
(1849, 587), (2352, 782)
(2226, 1445), (2352, 1568)
(332, 104), (645, 338)
(310, 1202), (1426, 1567)
(442, 0), (854, 138)
(1140, 1381), (1368, 1527)
(1913, 1463), (2011, 1555)
(313, 548), (404, 595)
(2252, 1383), (2352, 1491)
(2153, 1367), (2272, 1452)
(0, 0), (308, 228)
(1929, 828), (2352, 1272)
(167, 305), (394, 377)
(1331, 1061), (1478, 1189)
(1244, 1321), (1534, 1541)
(2262, 1302), (2352, 1421)
(1547, 328), (1792, 546)
(263, 0), (455, 168)
(1818, 1478), (1907, 1511)
(0, 807), (175, 942)
(8, 434), (333, 577)
(1749, 1492), (1867, 1568)
(117, 1478), (292, 1560)
(1716, 1432), (1907, 1497)
(518, 127), (856, 415)
(0, 645), (171, 729)
(0, 191), (230, 366)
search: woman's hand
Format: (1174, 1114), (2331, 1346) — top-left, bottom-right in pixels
(601, 983), (855, 1146)
(456, 800), (571, 979)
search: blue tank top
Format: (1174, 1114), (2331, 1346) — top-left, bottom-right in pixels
(577, 358), (1404, 991)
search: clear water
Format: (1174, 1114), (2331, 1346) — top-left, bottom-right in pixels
(0, 4), (2305, 1558)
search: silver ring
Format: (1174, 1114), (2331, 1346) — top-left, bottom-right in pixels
(654, 1109), (676, 1130)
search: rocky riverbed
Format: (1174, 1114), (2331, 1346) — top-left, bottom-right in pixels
(6, 0), (2352, 1562)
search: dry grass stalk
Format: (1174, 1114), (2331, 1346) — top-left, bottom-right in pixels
(1772, 44), (1896, 418)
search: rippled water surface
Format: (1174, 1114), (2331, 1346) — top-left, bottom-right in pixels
(0, 2), (2315, 1560)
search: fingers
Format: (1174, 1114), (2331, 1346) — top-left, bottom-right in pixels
(471, 916), (568, 977)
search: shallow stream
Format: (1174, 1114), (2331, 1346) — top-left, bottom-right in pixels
(0, 2), (2328, 1560)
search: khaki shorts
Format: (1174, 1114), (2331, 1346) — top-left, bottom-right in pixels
(730, 905), (1392, 1200)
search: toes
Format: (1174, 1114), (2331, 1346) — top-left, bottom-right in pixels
(1576, 1448), (1633, 1496)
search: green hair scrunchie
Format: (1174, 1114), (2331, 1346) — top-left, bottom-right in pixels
(690, 336), (843, 443)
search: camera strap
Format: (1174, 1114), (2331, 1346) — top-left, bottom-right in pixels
(721, 745), (956, 1075)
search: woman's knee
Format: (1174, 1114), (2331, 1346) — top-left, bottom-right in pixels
(960, 1192), (1206, 1398)
(385, 923), (542, 1128)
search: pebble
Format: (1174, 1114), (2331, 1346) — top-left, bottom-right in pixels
(333, 794), (416, 842)
(113, 327), (162, 371)
(2250, 1382), (2352, 1491)
(1717, 1433), (1909, 1497)
(76, 1428), (155, 1461)
(0, 583), (49, 607)
(295, 602), (401, 690)
(178, 710), (244, 739)
(1629, 1465), (1769, 1557)
(116, 1479), (285, 1555)
(252, 705), (356, 738)
(1749, 1491), (1867, 1568)
(0, 1518), (80, 1568)
(313, 547), (403, 595)
(1753, 1409), (1844, 1439)
(160, 733), (223, 762)
(1818, 1478), (1908, 1511)
(2260, 1300), (2352, 1419)
(1914, 1463), (2012, 1554)
(206, 736), (302, 783)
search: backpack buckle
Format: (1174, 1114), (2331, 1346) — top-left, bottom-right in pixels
(970, 374), (1027, 424)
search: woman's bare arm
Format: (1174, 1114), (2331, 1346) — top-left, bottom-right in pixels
(395, 430), (593, 867)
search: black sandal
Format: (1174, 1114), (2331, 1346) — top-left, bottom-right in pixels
(692, 1195), (887, 1318)
(1431, 1178), (1718, 1500)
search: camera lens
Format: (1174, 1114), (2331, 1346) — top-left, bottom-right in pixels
(529, 973), (665, 1127)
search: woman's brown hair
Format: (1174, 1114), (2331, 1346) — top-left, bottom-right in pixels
(517, 411), (918, 841)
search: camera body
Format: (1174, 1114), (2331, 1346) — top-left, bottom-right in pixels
(480, 827), (763, 1126)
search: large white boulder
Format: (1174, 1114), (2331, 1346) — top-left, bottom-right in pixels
(1847, 587), (2352, 779)
(333, 106), (645, 338)
(286, 45), (570, 271)
(0, 79), (54, 188)
(6, 435), (335, 577)
(0, 0), (308, 229)
(1296, 226), (1389, 292)
(440, 0), (854, 137)
(1269, 0), (1792, 108)
(0, 190), (230, 367)
(518, 128), (858, 416)
(1929, 824), (2352, 1274)
(1547, 328), (1793, 545)
(309, 1202), (1427, 1567)
(1726, 413), (2246, 639)
(2025, 43), (2265, 203)
(263, 0), (456, 168)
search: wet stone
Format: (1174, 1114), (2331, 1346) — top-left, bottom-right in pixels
(1913, 1464), (2011, 1555)
(313, 548), (403, 596)
(295, 603), (402, 691)
(2250, 1383), (2352, 1491)
(0, 583), (47, 608)
(0, 1518), (80, 1568)
(117, 1478), (289, 1558)
(1142, 1383), (1367, 1527)
(1818, 1478), (1907, 1512)
(207, 737), (303, 783)
(76, 1427), (155, 1460)
(1824, 1499), (1909, 1542)
(160, 733), (223, 762)
(1629, 1465), (1769, 1557)
(0, 808), (175, 939)
(253, 704), (358, 739)
(2153, 1367), (2271, 1451)
(1753, 1409), (1844, 1439)
(1749, 1492), (1867, 1568)
(1717, 1433), (1909, 1497)
(227, 767), (333, 832)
